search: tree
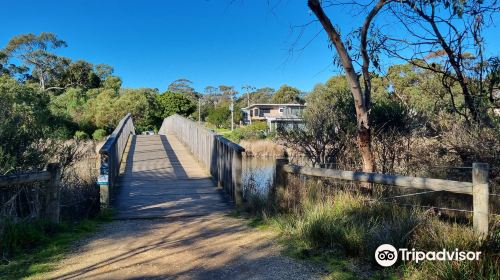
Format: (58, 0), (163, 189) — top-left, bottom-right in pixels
(271, 85), (303, 104)
(167, 78), (197, 100)
(250, 87), (275, 104)
(383, 0), (499, 124)
(242, 85), (256, 107)
(308, 0), (389, 175)
(60, 60), (101, 90)
(94, 64), (114, 81)
(2, 33), (69, 91)
(277, 83), (355, 167)
(116, 88), (161, 132)
(102, 76), (122, 93)
(0, 75), (51, 173)
(156, 91), (196, 119)
(206, 106), (232, 128)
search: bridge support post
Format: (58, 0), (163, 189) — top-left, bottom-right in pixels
(232, 150), (243, 208)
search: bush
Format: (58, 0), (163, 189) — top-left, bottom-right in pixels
(226, 122), (269, 142)
(74, 131), (89, 140)
(92, 129), (107, 141)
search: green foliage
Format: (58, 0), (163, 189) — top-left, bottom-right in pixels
(0, 219), (63, 258)
(102, 76), (122, 93)
(0, 75), (51, 173)
(73, 131), (89, 140)
(225, 122), (269, 142)
(156, 91), (196, 119)
(92, 129), (107, 141)
(277, 82), (355, 166)
(167, 78), (197, 100)
(371, 95), (414, 133)
(206, 106), (231, 128)
(272, 85), (303, 104)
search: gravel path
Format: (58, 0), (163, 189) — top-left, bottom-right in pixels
(38, 215), (322, 279)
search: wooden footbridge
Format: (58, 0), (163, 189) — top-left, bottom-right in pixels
(98, 114), (245, 219)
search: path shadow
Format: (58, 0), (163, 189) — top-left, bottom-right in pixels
(159, 134), (188, 178)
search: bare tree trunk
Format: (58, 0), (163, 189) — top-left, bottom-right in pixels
(308, 0), (377, 177)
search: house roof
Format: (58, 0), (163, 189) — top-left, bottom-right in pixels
(242, 103), (306, 110)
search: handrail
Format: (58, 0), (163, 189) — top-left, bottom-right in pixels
(283, 164), (473, 195)
(159, 114), (245, 206)
(98, 113), (135, 207)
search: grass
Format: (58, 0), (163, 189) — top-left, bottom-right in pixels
(242, 178), (500, 279)
(0, 209), (113, 280)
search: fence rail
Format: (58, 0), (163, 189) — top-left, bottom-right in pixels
(275, 159), (490, 236)
(0, 163), (61, 223)
(99, 113), (135, 207)
(160, 115), (245, 206)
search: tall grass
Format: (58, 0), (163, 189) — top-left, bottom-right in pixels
(244, 177), (500, 279)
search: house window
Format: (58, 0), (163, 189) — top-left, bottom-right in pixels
(279, 108), (284, 113)
(260, 108), (270, 116)
(250, 110), (253, 117)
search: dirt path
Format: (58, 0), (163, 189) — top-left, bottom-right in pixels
(38, 215), (321, 279)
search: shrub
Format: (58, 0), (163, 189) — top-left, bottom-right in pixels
(74, 131), (89, 140)
(226, 122), (269, 142)
(92, 129), (107, 141)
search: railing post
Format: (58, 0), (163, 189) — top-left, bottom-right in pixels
(99, 153), (110, 208)
(232, 150), (243, 208)
(472, 163), (489, 237)
(45, 163), (61, 224)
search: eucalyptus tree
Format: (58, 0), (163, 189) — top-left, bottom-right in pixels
(271, 85), (303, 104)
(383, 0), (500, 124)
(168, 78), (198, 100)
(307, 0), (390, 174)
(2, 33), (69, 91)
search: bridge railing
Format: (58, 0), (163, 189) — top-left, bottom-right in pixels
(160, 114), (245, 206)
(99, 113), (135, 207)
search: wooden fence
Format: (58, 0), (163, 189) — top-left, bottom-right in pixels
(159, 115), (245, 206)
(275, 159), (490, 236)
(0, 163), (62, 223)
(99, 113), (135, 207)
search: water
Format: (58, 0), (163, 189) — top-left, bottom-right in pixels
(242, 157), (276, 195)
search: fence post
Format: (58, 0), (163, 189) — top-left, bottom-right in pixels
(273, 158), (289, 206)
(472, 162), (489, 237)
(45, 163), (61, 224)
(232, 150), (243, 208)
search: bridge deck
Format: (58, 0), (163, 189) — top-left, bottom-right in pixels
(114, 134), (231, 219)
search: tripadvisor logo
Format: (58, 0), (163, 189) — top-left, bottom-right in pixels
(374, 244), (482, 267)
(375, 244), (398, 267)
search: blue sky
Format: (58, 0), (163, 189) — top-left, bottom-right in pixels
(2, 1), (499, 93)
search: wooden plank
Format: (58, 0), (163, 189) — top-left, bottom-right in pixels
(115, 133), (231, 219)
(283, 164), (473, 195)
(0, 171), (50, 186)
